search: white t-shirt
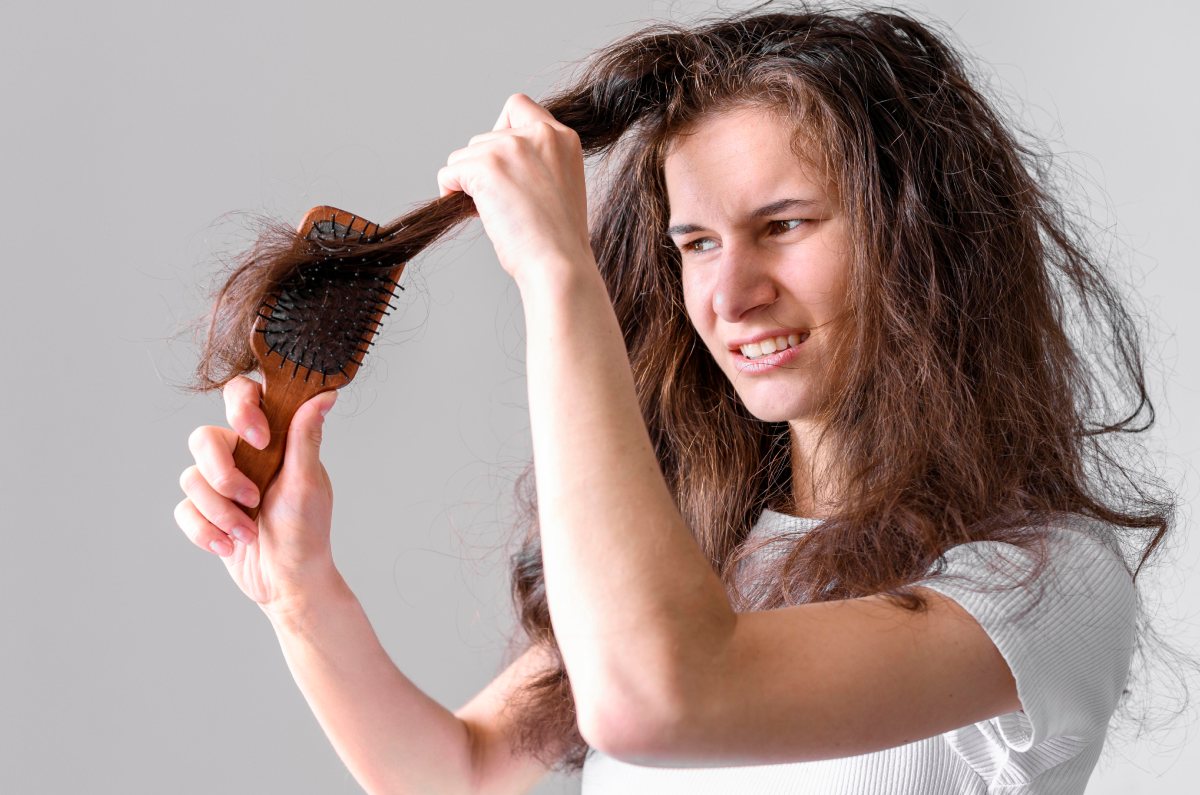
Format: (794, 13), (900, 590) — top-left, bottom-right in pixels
(581, 509), (1137, 794)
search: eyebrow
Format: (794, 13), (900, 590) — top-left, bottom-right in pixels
(665, 197), (821, 237)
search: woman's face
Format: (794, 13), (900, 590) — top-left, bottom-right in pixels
(664, 105), (852, 425)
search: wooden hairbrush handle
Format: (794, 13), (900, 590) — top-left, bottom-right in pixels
(232, 365), (333, 520)
(232, 206), (401, 520)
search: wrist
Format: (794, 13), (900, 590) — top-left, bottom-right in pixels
(261, 568), (356, 631)
(514, 249), (606, 306)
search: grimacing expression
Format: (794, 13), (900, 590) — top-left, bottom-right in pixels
(664, 105), (851, 425)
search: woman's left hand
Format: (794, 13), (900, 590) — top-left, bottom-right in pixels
(437, 93), (594, 288)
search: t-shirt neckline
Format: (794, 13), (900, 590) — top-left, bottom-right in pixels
(754, 508), (823, 537)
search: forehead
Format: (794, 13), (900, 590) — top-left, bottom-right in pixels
(662, 106), (832, 216)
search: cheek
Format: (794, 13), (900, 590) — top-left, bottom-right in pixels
(811, 227), (852, 306)
(679, 277), (722, 354)
(680, 273), (707, 326)
(784, 255), (848, 312)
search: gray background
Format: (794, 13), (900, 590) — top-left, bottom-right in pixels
(2, 0), (1196, 792)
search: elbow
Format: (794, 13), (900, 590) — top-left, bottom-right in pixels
(579, 696), (676, 763)
(577, 670), (690, 764)
(578, 615), (735, 763)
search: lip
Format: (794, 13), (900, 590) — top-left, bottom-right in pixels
(732, 334), (808, 373)
(727, 329), (810, 351)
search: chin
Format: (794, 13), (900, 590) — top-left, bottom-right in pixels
(737, 394), (813, 423)
(748, 407), (807, 423)
(724, 371), (823, 422)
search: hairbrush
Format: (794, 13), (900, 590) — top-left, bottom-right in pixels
(232, 205), (403, 520)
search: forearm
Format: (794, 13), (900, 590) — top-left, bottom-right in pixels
(266, 575), (475, 795)
(518, 264), (736, 727)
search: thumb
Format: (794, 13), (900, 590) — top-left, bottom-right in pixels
(282, 390), (339, 476)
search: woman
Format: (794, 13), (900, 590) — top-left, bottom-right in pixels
(177, 4), (1172, 793)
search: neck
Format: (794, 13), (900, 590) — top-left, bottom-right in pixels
(787, 419), (836, 519)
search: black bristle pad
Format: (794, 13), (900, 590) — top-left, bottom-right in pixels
(308, 219), (361, 244)
(261, 261), (398, 377)
(258, 214), (398, 379)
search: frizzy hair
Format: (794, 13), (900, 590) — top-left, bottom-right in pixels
(191, 1), (1183, 774)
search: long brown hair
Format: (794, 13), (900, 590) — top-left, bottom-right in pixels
(191, 1), (1180, 773)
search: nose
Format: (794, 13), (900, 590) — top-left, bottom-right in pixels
(711, 240), (779, 322)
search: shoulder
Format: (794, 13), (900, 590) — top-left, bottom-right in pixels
(916, 513), (1138, 647)
(913, 514), (1138, 748)
(922, 514), (1134, 602)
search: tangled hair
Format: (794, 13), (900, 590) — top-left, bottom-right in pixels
(192, 1), (1184, 775)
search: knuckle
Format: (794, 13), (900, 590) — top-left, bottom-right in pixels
(226, 403), (253, 432)
(221, 379), (242, 406)
(217, 507), (247, 533)
(227, 373), (254, 394)
(210, 470), (241, 497)
(504, 136), (530, 158)
(179, 465), (201, 493)
(173, 500), (210, 545)
(173, 500), (204, 545)
(226, 376), (261, 409)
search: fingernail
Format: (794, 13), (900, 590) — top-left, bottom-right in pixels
(245, 426), (266, 450)
(209, 539), (234, 557)
(237, 488), (258, 508)
(230, 526), (255, 544)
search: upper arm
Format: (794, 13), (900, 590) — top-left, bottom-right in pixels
(593, 587), (1020, 767)
(454, 644), (559, 795)
(594, 528), (1135, 769)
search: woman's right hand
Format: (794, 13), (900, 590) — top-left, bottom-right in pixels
(174, 375), (342, 615)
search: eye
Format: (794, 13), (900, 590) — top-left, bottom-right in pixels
(675, 220), (809, 255)
(680, 237), (717, 254)
(769, 219), (807, 234)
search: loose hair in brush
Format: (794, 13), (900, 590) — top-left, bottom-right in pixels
(192, 1), (1185, 773)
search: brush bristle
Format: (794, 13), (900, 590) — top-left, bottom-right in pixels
(257, 263), (399, 378)
(253, 212), (402, 381)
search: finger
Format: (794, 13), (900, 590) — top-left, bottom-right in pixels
(492, 92), (552, 131)
(174, 497), (236, 557)
(445, 144), (476, 167)
(187, 425), (260, 508)
(280, 391), (338, 478)
(466, 129), (510, 148)
(446, 136), (503, 166)
(224, 375), (268, 450)
(437, 162), (466, 199)
(178, 465), (258, 544)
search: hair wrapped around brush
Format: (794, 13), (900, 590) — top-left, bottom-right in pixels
(191, 28), (686, 392)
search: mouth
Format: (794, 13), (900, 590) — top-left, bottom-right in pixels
(731, 331), (810, 371)
(732, 331), (811, 360)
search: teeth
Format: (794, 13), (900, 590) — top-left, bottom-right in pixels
(739, 333), (807, 359)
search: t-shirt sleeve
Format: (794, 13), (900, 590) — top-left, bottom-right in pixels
(911, 522), (1137, 752)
